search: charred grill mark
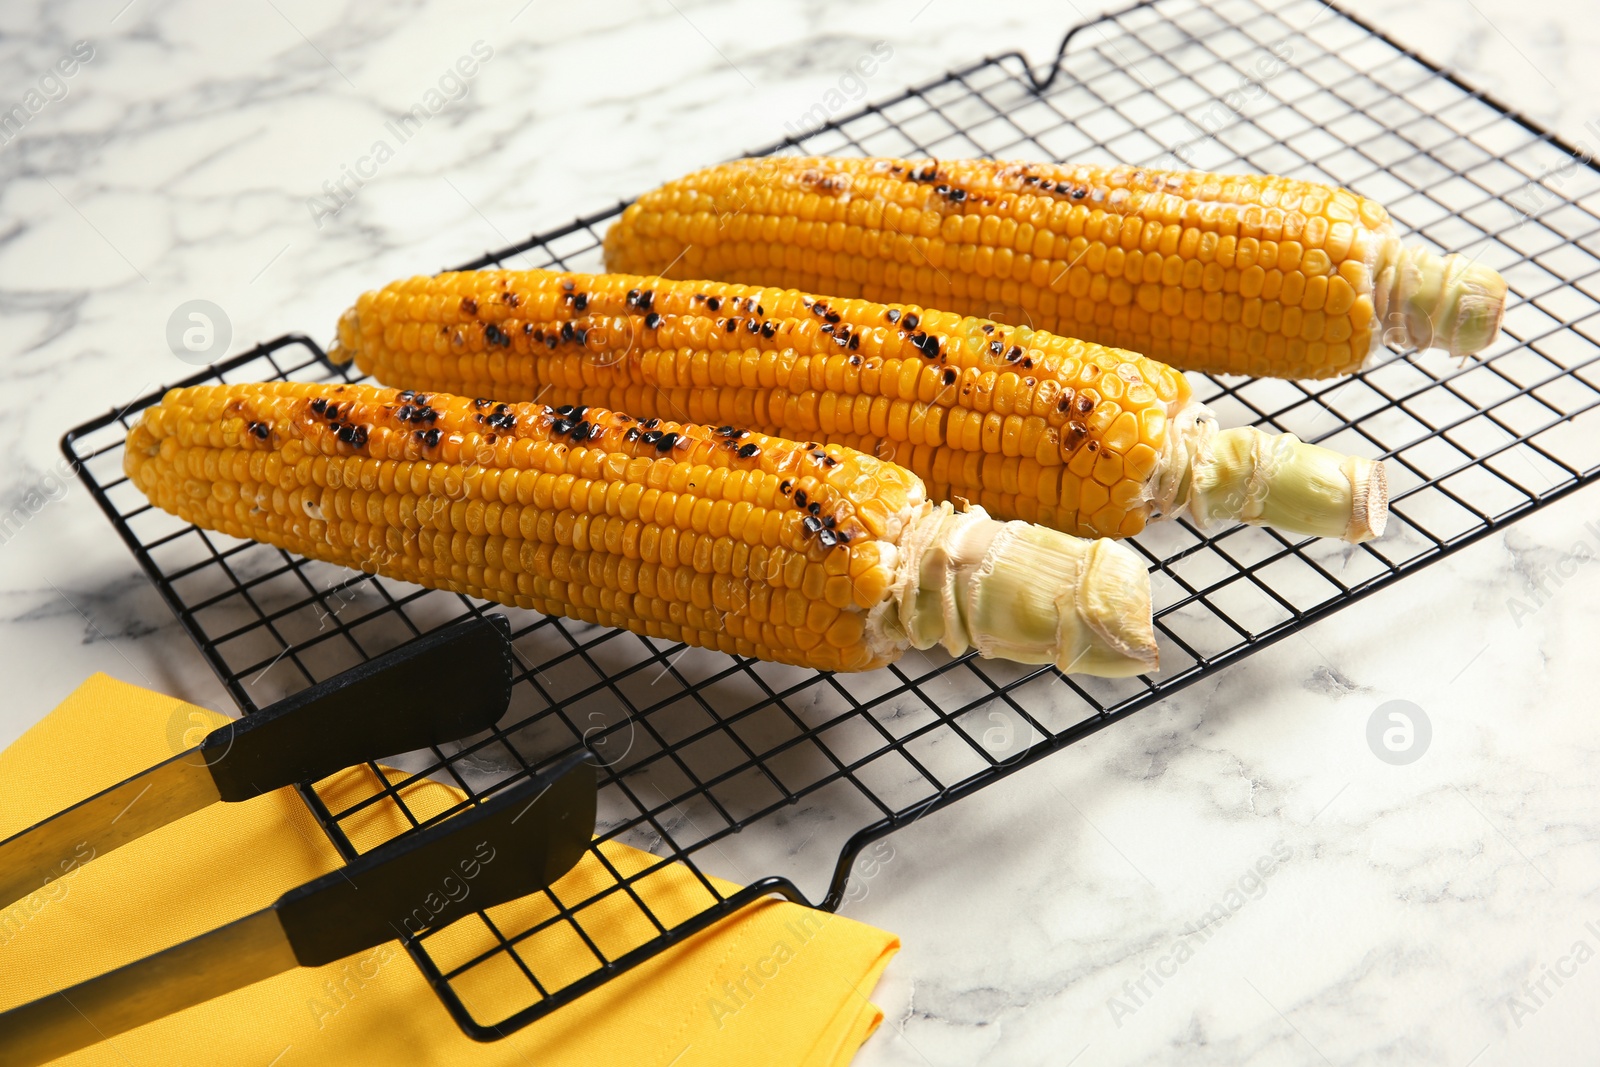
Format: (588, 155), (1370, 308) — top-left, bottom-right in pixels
(908, 332), (940, 359)
(335, 423), (368, 448)
(394, 402), (440, 424)
(1021, 174), (1090, 200)
(800, 170), (850, 194)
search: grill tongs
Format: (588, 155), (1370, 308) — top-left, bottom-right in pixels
(0, 615), (598, 1067)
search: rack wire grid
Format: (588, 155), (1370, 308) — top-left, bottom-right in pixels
(61, 0), (1600, 1042)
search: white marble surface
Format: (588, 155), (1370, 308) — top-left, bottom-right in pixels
(1, 0), (1598, 1063)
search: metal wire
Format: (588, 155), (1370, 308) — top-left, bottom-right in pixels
(61, 0), (1600, 1042)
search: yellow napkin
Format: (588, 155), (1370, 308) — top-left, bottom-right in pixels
(0, 674), (898, 1066)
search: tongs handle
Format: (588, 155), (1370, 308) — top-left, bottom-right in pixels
(0, 752), (596, 1067)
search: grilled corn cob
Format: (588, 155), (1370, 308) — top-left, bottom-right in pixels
(601, 156), (1507, 380)
(124, 382), (1159, 676)
(330, 270), (1386, 542)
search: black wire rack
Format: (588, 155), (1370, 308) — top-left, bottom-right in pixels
(61, 0), (1600, 1042)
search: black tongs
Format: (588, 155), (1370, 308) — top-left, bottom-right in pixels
(0, 615), (598, 1066)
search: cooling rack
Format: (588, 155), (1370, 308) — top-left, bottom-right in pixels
(61, 0), (1600, 1042)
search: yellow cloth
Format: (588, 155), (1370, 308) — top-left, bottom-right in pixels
(0, 674), (898, 1066)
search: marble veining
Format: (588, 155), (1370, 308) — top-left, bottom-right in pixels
(1, 0), (1597, 1063)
